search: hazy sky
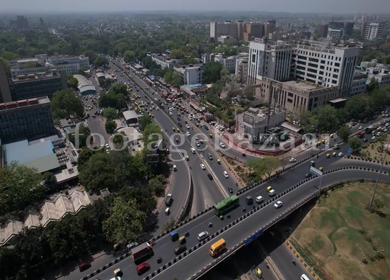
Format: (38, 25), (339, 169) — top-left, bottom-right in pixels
(1, 0), (390, 14)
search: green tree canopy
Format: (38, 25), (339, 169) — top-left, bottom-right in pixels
(103, 197), (146, 243)
(348, 137), (362, 151)
(67, 74), (78, 87)
(140, 115), (152, 129)
(247, 157), (281, 180)
(164, 69), (183, 87)
(367, 77), (379, 93)
(105, 120), (117, 134)
(339, 125), (351, 142)
(69, 124), (91, 149)
(94, 56), (109, 67)
(203, 61), (223, 83)
(51, 89), (84, 119)
(124, 50), (136, 62)
(103, 108), (118, 120)
(0, 163), (46, 215)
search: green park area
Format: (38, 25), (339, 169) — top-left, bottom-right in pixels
(290, 181), (390, 280)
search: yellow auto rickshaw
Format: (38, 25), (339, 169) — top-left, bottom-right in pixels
(186, 155), (189, 161)
(210, 134), (213, 138)
(114, 268), (122, 277)
(179, 236), (186, 244)
(257, 268), (263, 278)
(267, 186), (272, 191)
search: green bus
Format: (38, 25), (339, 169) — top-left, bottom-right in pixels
(214, 195), (239, 216)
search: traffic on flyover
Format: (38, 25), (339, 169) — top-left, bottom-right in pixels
(79, 60), (390, 280)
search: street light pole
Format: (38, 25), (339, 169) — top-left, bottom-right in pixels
(369, 139), (388, 211)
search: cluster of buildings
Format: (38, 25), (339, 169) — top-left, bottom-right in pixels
(210, 20), (276, 42)
(9, 54), (90, 79)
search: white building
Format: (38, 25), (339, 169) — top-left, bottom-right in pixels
(201, 53), (212, 64)
(362, 21), (388, 40)
(248, 39), (360, 96)
(10, 54), (90, 79)
(214, 54), (243, 73)
(174, 65), (204, 85)
(149, 54), (178, 69)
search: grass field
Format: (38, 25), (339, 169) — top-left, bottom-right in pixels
(291, 181), (390, 280)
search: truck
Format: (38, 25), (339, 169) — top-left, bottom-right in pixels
(131, 242), (153, 262)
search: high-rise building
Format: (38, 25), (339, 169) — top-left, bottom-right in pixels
(243, 23), (264, 42)
(362, 21), (388, 40)
(264, 20), (276, 39)
(248, 39), (359, 97)
(327, 28), (344, 43)
(248, 39), (293, 84)
(0, 97), (57, 143)
(344, 22), (355, 36)
(16, 15), (28, 29)
(0, 58), (11, 104)
(328, 21), (345, 29)
(210, 21), (238, 40)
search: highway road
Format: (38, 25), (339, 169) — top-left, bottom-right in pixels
(111, 62), (227, 213)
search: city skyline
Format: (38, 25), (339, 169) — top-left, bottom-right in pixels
(1, 0), (390, 15)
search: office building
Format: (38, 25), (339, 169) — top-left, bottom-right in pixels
(362, 21), (388, 40)
(248, 39), (293, 84)
(344, 22), (355, 36)
(318, 25), (329, 37)
(214, 54), (239, 73)
(264, 20), (276, 39)
(0, 97), (56, 143)
(328, 21), (345, 30)
(250, 77), (339, 113)
(210, 21), (238, 40)
(350, 78), (367, 96)
(10, 54), (90, 79)
(248, 39), (359, 96)
(239, 22), (264, 42)
(327, 28), (344, 43)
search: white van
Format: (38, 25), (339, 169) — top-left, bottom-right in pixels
(197, 231), (209, 241)
(300, 274), (310, 280)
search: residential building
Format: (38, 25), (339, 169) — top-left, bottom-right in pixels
(174, 65), (204, 85)
(248, 39), (359, 96)
(214, 54), (240, 73)
(8, 71), (68, 101)
(201, 53), (212, 64)
(327, 28), (344, 43)
(0, 97), (56, 143)
(344, 22), (355, 36)
(250, 77), (339, 113)
(318, 24), (329, 37)
(235, 57), (248, 84)
(236, 107), (286, 142)
(362, 21), (388, 40)
(248, 39), (293, 84)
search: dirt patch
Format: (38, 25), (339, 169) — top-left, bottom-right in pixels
(220, 154), (256, 186)
(360, 134), (390, 162)
(291, 181), (390, 280)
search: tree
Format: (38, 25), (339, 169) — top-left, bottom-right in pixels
(220, 67), (230, 79)
(208, 81), (224, 98)
(164, 69), (183, 87)
(247, 157), (281, 180)
(67, 74), (78, 87)
(94, 56), (109, 67)
(43, 172), (57, 188)
(99, 78), (115, 91)
(110, 83), (128, 95)
(1, 51), (19, 60)
(103, 197), (146, 243)
(105, 120), (117, 134)
(0, 163), (46, 215)
(51, 89), (84, 119)
(348, 137), (362, 151)
(346, 95), (374, 121)
(140, 115), (152, 129)
(77, 147), (96, 170)
(69, 124), (91, 149)
(203, 61), (223, 83)
(339, 125), (351, 142)
(24, 61), (39, 68)
(367, 77), (379, 93)
(124, 50), (136, 63)
(103, 108), (118, 120)
(84, 50), (97, 64)
(317, 105), (340, 132)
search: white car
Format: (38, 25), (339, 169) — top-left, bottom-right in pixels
(173, 165), (177, 171)
(256, 196), (264, 203)
(377, 132), (381, 136)
(219, 142), (226, 148)
(372, 136), (376, 140)
(268, 189), (276, 196)
(289, 157), (296, 162)
(186, 124), (190, 129)
(105, 143), (110, 149)
(200, 164), (206, 170)
(169, 112), (173, 116)
(358, 126), (363, 129)
(196, 142), (201, 147)
(274, 201), (283, 209)
(190, 148), (196, 154)
(223, 171), (229, 178)
(186, 132), (191, 137)
(338, 152), (343, 157)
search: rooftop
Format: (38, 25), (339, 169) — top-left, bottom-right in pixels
(283, 80), (320, 91)
(123, 110), (139, 121)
